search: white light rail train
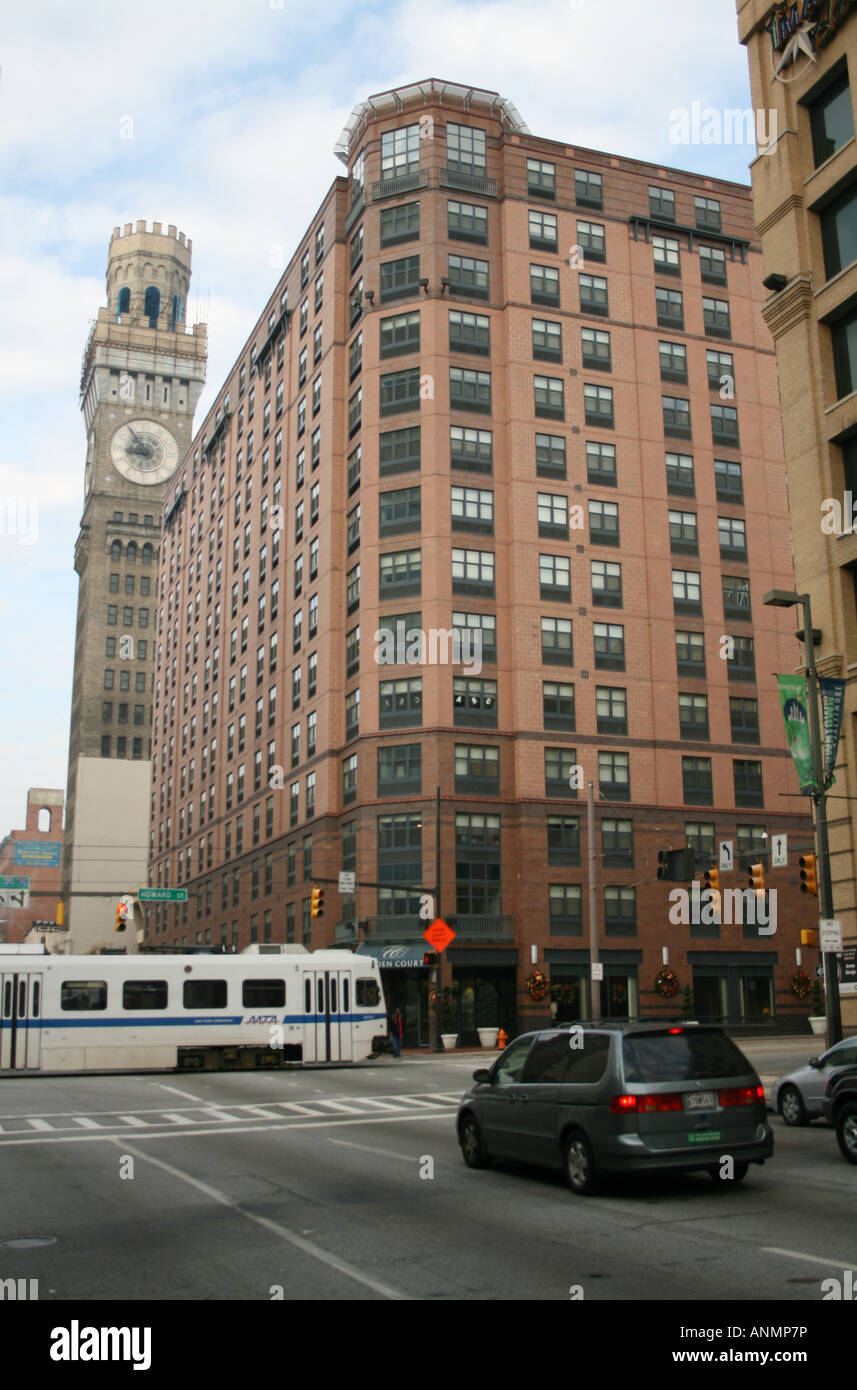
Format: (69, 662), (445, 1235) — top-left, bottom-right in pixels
(0, 944), (387, 1074)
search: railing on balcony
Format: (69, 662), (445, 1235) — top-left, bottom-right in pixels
(363, 916), (424, 940)
(454, 915), (514, 940)
(439, 168), (498, 197)
(371, 169), (429, 201)
(344, 195), (365, 233)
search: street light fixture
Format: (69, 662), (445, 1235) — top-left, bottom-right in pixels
(764, 588), (842, 1045)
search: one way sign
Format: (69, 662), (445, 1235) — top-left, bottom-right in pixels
(770, 834), (788, 869)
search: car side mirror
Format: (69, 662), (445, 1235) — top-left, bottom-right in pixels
(809, 1057), (822, 1069)
(472, 1068), (492, 1084)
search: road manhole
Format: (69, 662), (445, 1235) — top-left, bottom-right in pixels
(0, 1237), (58, 1249)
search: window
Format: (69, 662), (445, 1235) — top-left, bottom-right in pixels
(452, 547), (494, 595)
(694, 196), (721, 231)
(380, 202), (420, 246)
(656, 286), (683, 329)
(378, 487), (420, 539)
(381, 124), (420, 179)
(378, 677), (422, 730)
(587, 440), (616, 485)
(380, 425), (421, 474)
(543, 680), (574, 730)
(345, 626), (359, 678)
(579, 273), (608, 316)
(380, 255), (420, 303)
(683, 755), (713, 805)
(380, 548), (421, 597)
(448, 254), (489, 298)
(454, 743), (499, 794)
(649, 185), (675, 221)
(346, 563), (360, 613)
(529, 209), (558, 251)
(730, 696), (759, 744)
(549, 884), (583, 934)
(451, 425), (493, 473)
(598, 750), (629, 802)
(602, 817), (633, 866)
(545, 746), (578, 798)
(380, 311), (420, 359)
(669, 509), (698, 554)
(711, 404), (739, 447)
(714, 457), (743, 502)
(672, 568), (702, 615)
(589, 499), (619, 546)
(527, 158), (556, 199)
(582, 328), (611, 371)
(832, 306), (857, 399)
(451, 486), (493, 533)
(584, 383), (613, 428)
(676, 629), (705, 677)
(378, 743), (422, 796)
(653, 235), (680, 274)
(530, 263), (559, 306)
(453, 610), (496, 663)
(539, 553), (571, 600)
(679, 691), (709, 739)
(450, 366), (492, 413)
(350, 224), (363, 274)
(447, 198), (489, 245)
(541, 615), (573, 665)
(454, 677), (497, 727)
(449, 310), (490, 356)
(728, 634), (755, 682)
(604, 885), (636, 935)
(532, 318), (562, 362)
(700, 244), (727, 285)
(663, 395), (691, 439)
(61, 980), (107, 1011)
(534, 375), (564, 419)
(809, 70), (855, 167)
(348, 330), (361, 379)
(666, 452), (694, 496)
(575, 169), (603, 208)
(380, 367), (421, 416)
(538, 492), (568, 539)
(576, 219), (605, 261)
(536, 432), (566, 478)
(596, 684), (627, 735)
(734, 759), (763, 808)
(718, 516), (747, 560)
(821, 183), (857, 280)
(446, 122), (486, 173)
(703, 296), (731, 338)
(723, 574), (751, 621)
(348, 386), (361, 437)
(547, 815), (580, 865)
(659, 341), (687, 384)
(707, 349), (734, 392)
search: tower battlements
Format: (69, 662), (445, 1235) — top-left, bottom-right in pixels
(111, 221), (192, 254)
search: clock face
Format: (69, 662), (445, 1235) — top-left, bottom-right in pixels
(110, 420), (179, 485)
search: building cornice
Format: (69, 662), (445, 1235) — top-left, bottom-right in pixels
(761, 273), (814, 336)
(756, 190), (804, 237)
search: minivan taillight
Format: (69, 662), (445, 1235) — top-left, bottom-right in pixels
(717, 1085), (764, 1107)
(609, 1093), (684, 1114)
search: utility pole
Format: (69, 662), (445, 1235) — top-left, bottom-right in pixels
(431, 785), (442, 1052)
(587, 780), (600, 1020)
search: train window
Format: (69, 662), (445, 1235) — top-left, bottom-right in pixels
(242, 979), (285, 1007)
(123, 981), (168, 1010)
(3, 981), (10, 1016)
(317, 979), (324, 1012)
(356, 979), (380, 1006)
(330, 978), (337, 1012)
(18, 981), (25, 1015)
(183, 979), (227, 1009)
(305, 978), (311, 1012)
(61, 981), (108, 1011)
(343, 979), (350, 1013)
(32, 982), (40, 1018)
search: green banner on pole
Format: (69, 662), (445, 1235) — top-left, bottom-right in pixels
(820, 677), (846, 788)
(778, 674), (817, 793)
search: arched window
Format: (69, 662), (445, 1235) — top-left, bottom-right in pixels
(126, 541), (137, 563)
(110, 540), (122, 560)
(144, 286), (160, 327)
(171, 295), (184, 328)
(117, 286), (131, 318)
(142, 544), (153, 565)
(38, 808), (51, 832)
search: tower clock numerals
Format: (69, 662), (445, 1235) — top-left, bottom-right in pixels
(110, 420), (179, 485)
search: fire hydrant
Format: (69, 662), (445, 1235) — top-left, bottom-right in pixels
(496, 1027), (508, 1050)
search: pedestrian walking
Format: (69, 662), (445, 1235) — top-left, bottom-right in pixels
(391, 1007), (404, 1058)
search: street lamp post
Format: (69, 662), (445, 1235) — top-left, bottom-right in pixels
(764, 589), (843, 1046)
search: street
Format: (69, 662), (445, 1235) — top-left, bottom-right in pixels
(0, 1045), (854, 1302)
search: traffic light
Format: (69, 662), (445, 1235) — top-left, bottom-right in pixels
(311, 886), (325, 918)
(423, 952), (438, 966)
(800, 929), (820, 948)
(703, 865), (720, 894)
(799, 854), (818, 896)
(748, 862), (766, 896)
(115, 898), (130, 932)
(657, 849), (670, 881)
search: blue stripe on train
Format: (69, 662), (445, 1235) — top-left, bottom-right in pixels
(2, 1012), (383, 1029)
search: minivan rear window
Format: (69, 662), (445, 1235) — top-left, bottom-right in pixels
(622, 1030), (751, 1083)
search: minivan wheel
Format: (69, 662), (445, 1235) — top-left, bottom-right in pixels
(563, 1132), (599, 1195)
(460, 1113), (490, 1169)
(835, 1103), (857, 1165)
(779, 1085), (808, 1127)
(709, 1160), (749, 1184)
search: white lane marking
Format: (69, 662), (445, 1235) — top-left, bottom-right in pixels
(0, 1111), (451, 1147)
(329, 1138), (415, 1163)
(72, 1117), (102, 1129)
(279, 1102), (325, 1115)
(155, 1083), (207, 1103)
(241, 1106), (283, 1119)
(316, 1100), (365, 1113)
(200, 1109), (237, 1123)
(385, 1095), (444, 1109)
(160, 1112), (201, 1125)
(349, 1098), (401, 1111)
(27, 1118), (53, 1131)
(117, 1115), (148, 1127)
(109, 1138), (409, 1301)
(423, 1094), (460, 1104)
(763, 1246), (857, 1271)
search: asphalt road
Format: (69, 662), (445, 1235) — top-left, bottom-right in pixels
(0, 1050), (853, 1302)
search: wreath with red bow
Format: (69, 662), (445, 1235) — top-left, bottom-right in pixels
(654, 967), (680, 999)
(525, 969), (550, 1002)
(791, 969), (813, 1000)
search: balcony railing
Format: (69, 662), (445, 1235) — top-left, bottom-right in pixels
(371, 169), (429, 200)
(453, 915), (514, 940)
(439, 168), (498, 197)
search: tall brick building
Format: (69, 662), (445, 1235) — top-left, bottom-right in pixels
(146, 79), (817, 1043)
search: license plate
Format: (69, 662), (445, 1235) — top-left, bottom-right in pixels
(688, 1129), (721, 1144)
(684, 1091), (716, 1110)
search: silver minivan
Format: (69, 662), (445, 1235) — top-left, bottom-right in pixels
(457, 1022), (773, 1194)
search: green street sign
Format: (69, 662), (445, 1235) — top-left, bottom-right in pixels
(0, 875), (29, 890)
(137, 888), (188, 903)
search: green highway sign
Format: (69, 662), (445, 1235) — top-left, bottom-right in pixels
(137, 888), (189, 903)
(0, 876), (30, 890)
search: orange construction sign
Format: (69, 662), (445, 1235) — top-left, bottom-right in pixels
(423, 918), (456, 952)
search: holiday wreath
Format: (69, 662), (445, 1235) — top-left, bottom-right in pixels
(654, 966), (680, 998)
(524, 969), (550, 1001)
(790, 968), (813, 1000)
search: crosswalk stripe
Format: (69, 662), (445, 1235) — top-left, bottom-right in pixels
(160, 1112), (199, 1124)
(279, 1102), (325, 1115)
(423, 1094), (460, 1104)
(118, 1115), (148, 1127)
(200, 1109), (236, 1122)
(386, 1096), (447, 1109)
(316, 1099), (365, 1113)
(27, 1118), (53, 1131)
(241, 1106), (283, 1119)
(72, 1117), (103, 1129)
(350, 1098), (401, 1111)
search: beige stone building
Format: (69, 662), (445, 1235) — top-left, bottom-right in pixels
(738, 1), (857, 1027)
(62, 223), (207, 953)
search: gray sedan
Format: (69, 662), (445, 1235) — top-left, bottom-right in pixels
(772, 1038), (857, 1125)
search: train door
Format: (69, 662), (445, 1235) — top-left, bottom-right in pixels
(0, 972), (42, 1071)
(303, 971), (352, 1063)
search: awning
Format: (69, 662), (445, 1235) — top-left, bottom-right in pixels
(355, 943), (429, 969)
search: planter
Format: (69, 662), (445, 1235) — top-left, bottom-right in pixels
(441, 1033), (459, 1050)
(809, 1016), (827, 1036)
(477, 1027), (499, 1048)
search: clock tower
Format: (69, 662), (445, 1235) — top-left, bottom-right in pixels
(62, 221), (207, 954)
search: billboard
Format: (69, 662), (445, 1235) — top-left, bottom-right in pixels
(13, 841), (62, 868)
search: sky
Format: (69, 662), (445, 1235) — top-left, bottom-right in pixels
(0, 0), (761, 836)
